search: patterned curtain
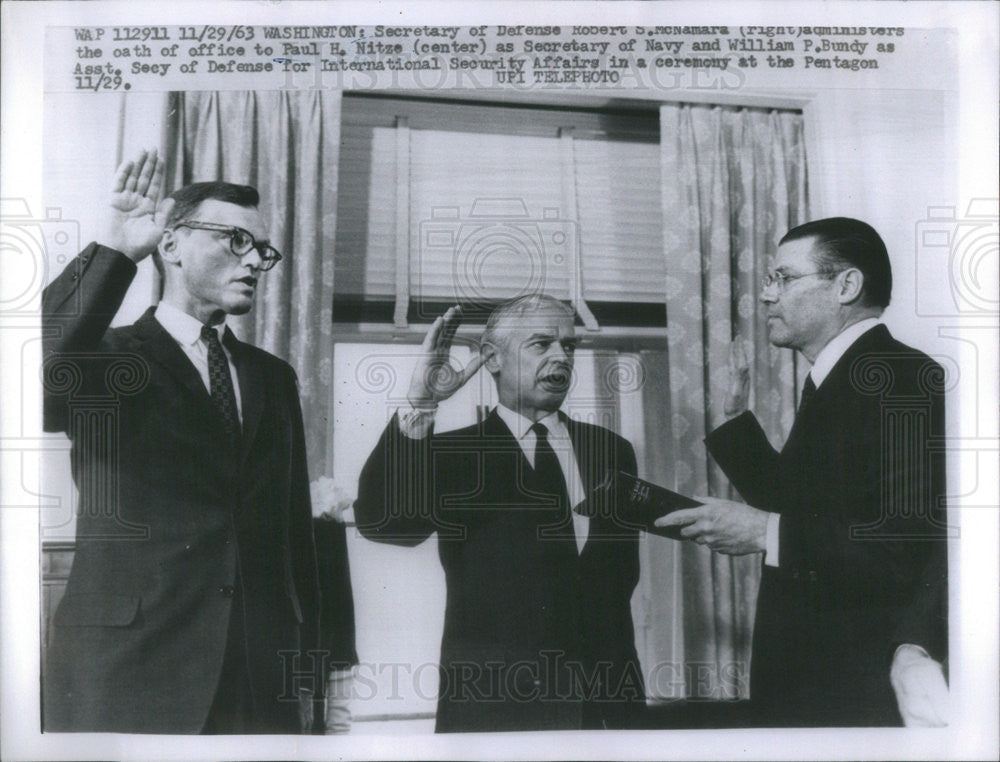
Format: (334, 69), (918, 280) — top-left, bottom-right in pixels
(162, 90), (342, 477)
(659, 103), (809, 699)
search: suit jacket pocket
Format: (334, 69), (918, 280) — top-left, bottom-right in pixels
(53, 593), (140, 627)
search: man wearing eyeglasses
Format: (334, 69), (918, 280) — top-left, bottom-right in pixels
(41, 149), (353, 733)
(658, 218), (948, 726)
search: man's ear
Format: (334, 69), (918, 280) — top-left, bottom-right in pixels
(837, 267), (865, 305)
(158, 228), (180, 265)
(481, 341), (500, 374)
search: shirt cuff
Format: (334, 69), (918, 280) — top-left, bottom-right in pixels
(398, 405), (436, 439)
(764, 512), (780, 567)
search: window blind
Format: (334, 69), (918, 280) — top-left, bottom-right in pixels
(333, 95), (665, 323)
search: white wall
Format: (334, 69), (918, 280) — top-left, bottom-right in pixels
(43, 91), (167, 326)
(806, 87), (959, 354)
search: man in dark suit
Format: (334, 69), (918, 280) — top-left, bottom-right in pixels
(42, 149), (353, 733)
(658, 218), (948, 726)
(354, 296), (646, 732)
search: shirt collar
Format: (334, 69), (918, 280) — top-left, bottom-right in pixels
(154, 301), (223, 347)
(810, 317), (881, 387)
(495, 403), (564, 441)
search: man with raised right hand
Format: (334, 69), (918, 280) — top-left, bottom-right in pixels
(355, 295), (646, 732)
(43, 149), (352, 734)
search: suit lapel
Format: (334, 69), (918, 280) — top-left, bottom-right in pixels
(486, 409), (601, 493)
(563, 413), (606, 496)
(482, 407), (512, 439)
(483, 409), (574, 538)
(134, 310), (266, 463)
(782, 325), (889, 464)
(565, 413), (620, 549)
(133, 309), (213, 405)
(784, 326), (888, 448)
(818, 324), (891, 402)
(225, 331), (265, 464)
(483, 408), (531, 468)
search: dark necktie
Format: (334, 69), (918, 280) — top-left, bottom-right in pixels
(532, 421), (587, 553)
(798, 374), (817, 416)
(201, 324), (241, 442)
(531, 422), (570, 508)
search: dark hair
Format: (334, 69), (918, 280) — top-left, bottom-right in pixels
(780, 217), (892, 309)
(163, 181), (260, 228)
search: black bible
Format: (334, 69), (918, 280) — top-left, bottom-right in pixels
(611, 472), (703, 540)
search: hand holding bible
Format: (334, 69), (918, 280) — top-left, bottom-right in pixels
(656, 496), (769, 555)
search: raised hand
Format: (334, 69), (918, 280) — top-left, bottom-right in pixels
(103, 148), (167, 262)
(723, 337), (751, 417)
(406, 306), (485, 409)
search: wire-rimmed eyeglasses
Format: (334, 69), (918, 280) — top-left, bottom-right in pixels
(760, 270), (841, 291)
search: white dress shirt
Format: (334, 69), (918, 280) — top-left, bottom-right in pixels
(154, 301), (243, 421)
(398, 402), (589, 553)
(764, 318), (881, 566)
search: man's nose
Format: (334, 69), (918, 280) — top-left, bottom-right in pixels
(241, 247), (263, 270)
(548, 342), (571, 362)
(759, 285), (777, 304)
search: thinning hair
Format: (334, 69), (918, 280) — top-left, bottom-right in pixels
(780, 217), (892, 309)
(481, 294), (575, 352)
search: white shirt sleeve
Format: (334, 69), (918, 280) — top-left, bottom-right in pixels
(398, 405), (436, 439)
(764, 512), (781, 567)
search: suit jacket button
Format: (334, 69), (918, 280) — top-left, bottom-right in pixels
(220, 585), (236, 597)
(808, 570), (817, 582)
(791, 568), (800, 580)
